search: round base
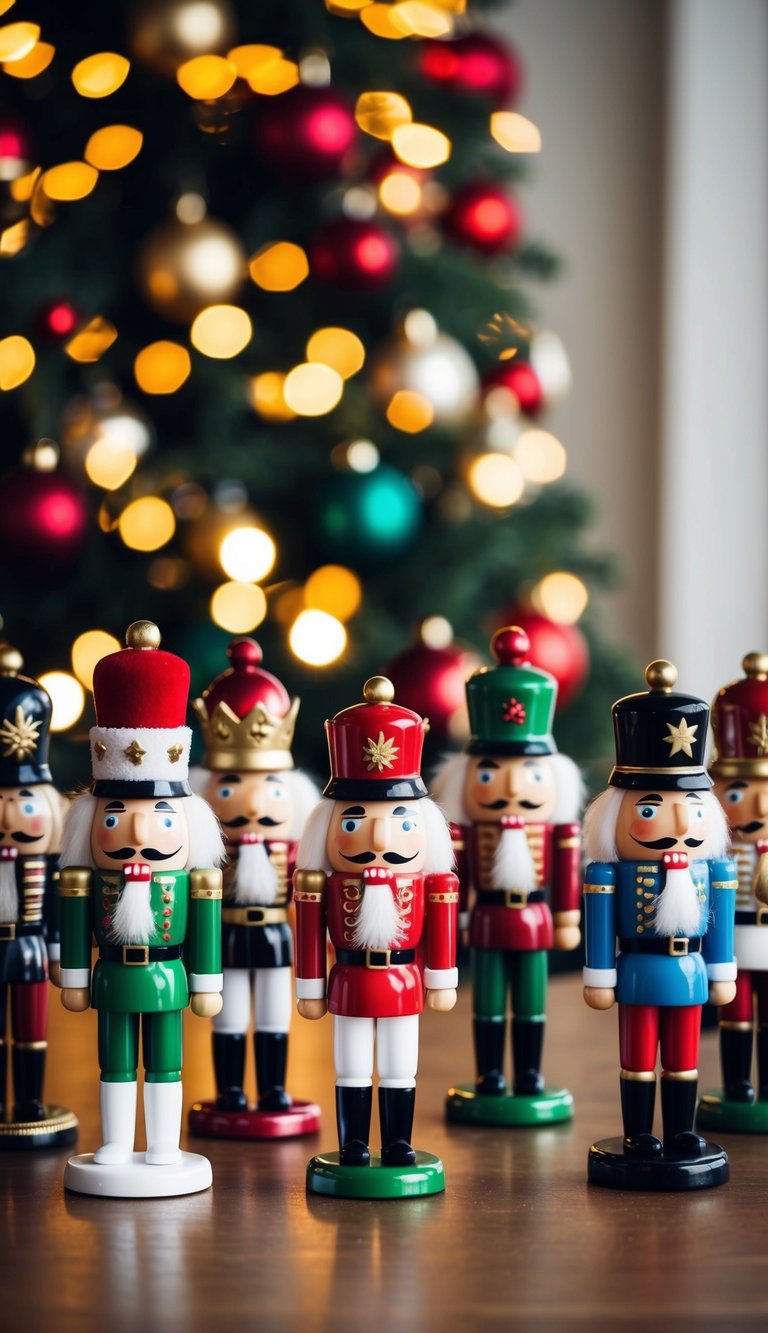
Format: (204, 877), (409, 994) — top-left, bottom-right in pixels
(188, 1098), (321, 1140)
(446, 1083), (573, 1126)
(587, 1136), (729, 1191)
(0, 1105), (78, 1152)
(306, 1150), (445, 1199)
(64, 1150), (212, 1198)
(697, 1089), (768, 1134)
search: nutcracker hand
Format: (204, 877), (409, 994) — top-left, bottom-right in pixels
(583, 985), (615, 1010)
(48, 960), (62, 987)
(553, 926), (581, 951)
(191, 992), (223, 1018)
(61, 986), (90, 1012)
(297, 998), (327, 1020)
(709, 980), (737, 1007)
(426, 987), (457, 1012)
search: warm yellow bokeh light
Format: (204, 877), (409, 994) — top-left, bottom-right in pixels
(190, 305), (252, 359)
(219, 526), (276, 582)
(360, 4), (407, 37)
(283, 363), (343, 417)
(134, 341), (191, 394)
(0, 21), (39, 62)
(3, 40), (54, 78)
(305, 565), (362, 622)
(0, 334), (34, 389)
(71, 52), (130, 98)
(532, 572), (589, 626)
(386, 390), (435, 434)
(85, 124), (143, 171)
(354, 91), (411, 141)
(118, 497), (176, 552)
(42, 161), (98, 201)
(9, 167), (40, 201)
(514, 429), (567, 484)
(227, 44), (281, 78)
(468, 453), (525, 508)
(247, 57), (299, 95)
(421, 615), (453, 649)
(176, 191), (206, 224)
(211, 581), (267, 634)
(247, 371), (296, 421)
(71, 629), (121, 691)
(490, 111), (542, 154)
(0, 219), (29, 256)
(289, 610), (347, 667)
(326, 0), (372, 12)
(85, 440), (138, 491)
(248, 241), (309, 292)
(391, 122), (450, 169)
(306, 328), (365, 380)
(64, 317), (117, 363)
(379, 171), (422, 216)
(345, 439), (380, 472)
(39, 671), (85, 732)
(177, 54), (236, 99)
(391, 2), (453, 37)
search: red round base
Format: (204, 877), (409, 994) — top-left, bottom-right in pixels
(188, 1099), (321, 1140)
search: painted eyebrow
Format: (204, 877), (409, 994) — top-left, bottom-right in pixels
(522, 760), (541, 768)
(635, 794), (662, 804)
(726, 780), (748, 789)
(340, 806), (366, 817)
(477, 759), (500, 770)
(220, 774), (241, 783)
(684, 793), (703, 802)
(155, 801), (175, 811)
(393, 806), (417, 816)
(104, 801), (125, 811)
(265, 775), (282, 783)
(18, 789), (34, 797)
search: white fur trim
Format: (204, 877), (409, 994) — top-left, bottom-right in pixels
(707, 962), (737, 982)
(583, 966), (617, 987)
(734, 926), (768, 970)
(188, 973), (223, 992)
(60, 793), (98, 869)
(296, 977), (326, 1000)
(352, 875), (404, 949)
(424, 967), (458, 989)
(549, 753), (586, 824)
(583, 789), (624, 862)
(90, 726), (192, 782)
(653, 865), (703, 937)
(186, 794), (226, 870)
(0, 860), (18, 923)
(61, 967), (91, 987)
(491, 824), (537, 893)
(47, 942), (60, 961)
(430, 753), (469, 825)
(110, 878), (156, 944)
(233, 841), (278, 905)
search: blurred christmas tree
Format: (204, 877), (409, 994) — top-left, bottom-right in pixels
(0, 0), (634, 785)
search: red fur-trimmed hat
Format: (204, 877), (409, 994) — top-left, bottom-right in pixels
(711, 652), (768, 779)
(324, 676), (427, 800)
(192, 638), (299, 773)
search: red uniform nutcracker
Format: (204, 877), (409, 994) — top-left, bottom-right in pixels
(294, 676), (458, 1199)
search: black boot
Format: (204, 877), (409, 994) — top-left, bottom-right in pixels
(379, 1087), (416, 1167)
(512, 1019), (545, 1096)
(474, 1019), (506, 1095)
(213, 1033), (248, 1112)
(720, 1026), (755, 1103)
(661, 1074), (706, 1156)
(620, 1073), (662, 1156)
(255, 1031), (292, 1112)
(757, 1025), (768, 1100)
(12, 1044), (46, 1122)
(336, 1085), (372, 1166)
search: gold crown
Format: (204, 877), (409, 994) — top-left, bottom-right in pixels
(192, 695), (299, 772)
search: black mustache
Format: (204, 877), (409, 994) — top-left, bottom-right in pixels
(518, 800), (543, 810)
(0, 831), (44, 843)
(478, 799), (509, 810)
(340, 851), (419, 866)
(104, 846), (183, 862)
(222, 816), (250, 828)
(736, 820), (764, 834)
(631, 835), (704, 851)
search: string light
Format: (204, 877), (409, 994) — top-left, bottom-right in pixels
(219, 526), (276, 582)
(306, 328), (365, 379)
(177, 54), (236, 99)
(210, 581), (267, 633)
(227, 44), (281, 78)
(379, 171), (422, 216)
(85, 440), (138, 491)
(355, 91), (412, 140)
(85, 125), (143, 171)
(190, 305), (252, 359)
(305, 565), (362, 621)
(64, 317), (117, 363)
(467, 453), (525, 508)
(39, 671), (84, 731)
(0, 335), (34, 389)
(41, 161), (98, 200)
(289, 609), (347, 666)
(391, 123), (450, 169)
(391, 2), (453, 38)
(71, 630), (121, 691)
(283, 363), (343, 416)
(247, 372), (296, 421)
(249, 241), (309, 292)
(514, 430), (567, 484)
(421, 615), (453, 649)
(386, 390), (434, 433)
(3, 41), (54, 78)
(532, 572), (589, 625)
(490, 112), (542, 154)
(71, 52), (130, 98)
(360, 5), (407, 38)
(0, 22), (40, 63)
(134, 341), (191, 394)
(247, 56), (299, 95)
(118, 497), (176, 552)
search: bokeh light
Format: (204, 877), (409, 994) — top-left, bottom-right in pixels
(305, 565), (361, 621)
(0, 22), (40, 63)
(391, 2), (453, 38)
(391, 123), (450, 168)
(386, 390), (434, 433)
(532, 572), (589, 625)
(490, 111), (542, 154)
(3, 40), (54, 78)
(39, 671), (85, 731)
(420, 615), (453, 649)
(289, 609), (347, 666)
(247, 371), (296, 421)
(190, 304), (252, 358)
(210, 581), (267, 633)
(85, 124), (143, 171)
(379, 171), (422, 216)
(42, 161), (98, 200)
(283, 362), (343, 416)
(247, 56), (299, 95)
(306, 327), (365, 379)
(71, 629), (121, 691)
(227, 44), (281, 78)
(360, 4), (407, 38)
(514, 430), (567, 484)
(134, 341), (191, 394)
(355, 91), (411, 140)
(249, 241), (308, 292)
(118, 497), (176, 551)
(85, 439), (138, 491)
(71, 52), (130, 98)
(0, 335), (34, 390)
(64, 316), (117, 363)
(219, 526), (276, 582)
(468, 453), (525, 508)
(177, 54), (236, 99)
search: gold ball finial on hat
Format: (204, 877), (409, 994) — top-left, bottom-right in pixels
(645, 660), (678, 693)
(0, 645), (23, 676)
(363, 676), (395, 704)
(743, 652), (768, 681)
(125, 620), (161, 651)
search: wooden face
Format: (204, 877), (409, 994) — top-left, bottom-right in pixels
(615, 789), (710, 861)
(90, 796), (190, 870)
(0, 785), (55, 854)
(326, 799), (427, 873)
(201, 770), (292, 846)
(461, 755), (557, 824)
(713, 776), (768, 843)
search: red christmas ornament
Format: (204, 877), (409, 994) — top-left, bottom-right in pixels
(0, 444), (89, 580)
(444, 182), (522, 254)
(253, 86), (357, 182)
(483, 357), (544, 418)
(385, 634), (481, 740)
(36, 299), (80, 341)
(310, 217), (400, 290)
(0, 105), (33, 173)
(499, 608), (589, 709)
(419, 34), (521, 107)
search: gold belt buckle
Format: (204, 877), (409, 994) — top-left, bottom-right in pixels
(668, 937), (689, 956)
(757, 907), (768, 927)
(123, 945), (150, 965)
(365, 949), (391, 969)
(0, 923), (16, 941)
(246, 907), (266, 925)
(504, 890), (525, 908)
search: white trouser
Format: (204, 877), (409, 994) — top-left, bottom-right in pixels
(334, 1014), (419, 1089)
(213, 966), (293, 1035)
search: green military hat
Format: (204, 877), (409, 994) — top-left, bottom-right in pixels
(466, 626), (558, 756)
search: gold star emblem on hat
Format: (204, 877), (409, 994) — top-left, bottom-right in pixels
(662, 717), (698, 758)
(362, 731), (399, 772)
(124, 739), (147, 766)
(167, 743), (183, 763)
(0, 706), (41, 761)
(749, 714), (768, 756)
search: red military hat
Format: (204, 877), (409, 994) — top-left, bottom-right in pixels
(192, 638), (299, 773)
(710, 652), (768, 779)
(324, 676), (428, 800)
(90, 620), (192, 798)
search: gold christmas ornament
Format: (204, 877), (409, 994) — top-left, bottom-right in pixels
(128, 0), (237, 77)
(137, 215), (246, 323)
(369, 318), (479, 427)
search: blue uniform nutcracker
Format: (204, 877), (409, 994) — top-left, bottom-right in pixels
(583, 660), (737, 1190)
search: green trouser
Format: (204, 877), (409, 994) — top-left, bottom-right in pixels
(472, 948), (548, 1022)
(98, 1010), (183, 1084)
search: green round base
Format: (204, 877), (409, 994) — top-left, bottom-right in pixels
(306, 1151), (445, 1199)
(445, 1083), (573, 1127)
(697, 1089), (768, 1134)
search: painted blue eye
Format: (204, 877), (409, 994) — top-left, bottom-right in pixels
(272, 787), (284, 799)
(342, 818), (361, 833)
(22, 803), (35, 815)
(479, 772), (493, 785)
(219, 787), (233, 800)
(639, 806), (657, 821)
(529, 770), (544, 784)
(401, 819), (416, 833)
(726, 790), (743, 805)
(694, 806), (704, 819)
(163, 816), (174, 828)
(104, 815), (118, 829)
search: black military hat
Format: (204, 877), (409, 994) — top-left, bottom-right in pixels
(0, 645), (52, 787)
(609, 660), (712, 791)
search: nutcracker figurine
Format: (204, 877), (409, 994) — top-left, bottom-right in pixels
(294, 675), (458, 1199)
(188, 637), (321, 1139)
(432, 627), (583, 1126)
(698, 652), (768, 1133)
(57, 621), (224, 1197)
(0, 645), (77, 1150)
(582, 660), (736, 1190)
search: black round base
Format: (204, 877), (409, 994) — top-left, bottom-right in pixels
(588, 1136), (729, 1191)
(0, 1106), (78, 1153)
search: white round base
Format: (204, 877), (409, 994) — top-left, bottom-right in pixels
(64, 1151), (212, 1198)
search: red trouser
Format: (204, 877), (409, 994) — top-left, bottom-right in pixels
(1, 982), (48, 1043)
(720, 970), (768, 1023)
(619, 1004), (702, 1073)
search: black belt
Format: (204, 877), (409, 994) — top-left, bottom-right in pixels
(476, 889), (545, 906)
(99, 944), (182, 965)
(336, 948), (416, 970)
(736, 909), (768, 926)
(620, 936), (701, 957)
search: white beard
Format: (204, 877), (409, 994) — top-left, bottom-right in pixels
(491, 825), (537, 894)
(351, 878), (405, 950)
(111, 879), (157, 944)
(653, 864), (703, 937)
(232, 841), (278, 906)
(0, 860), (18, 924)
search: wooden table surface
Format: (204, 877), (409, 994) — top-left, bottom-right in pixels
(3, 974), (768, 1333)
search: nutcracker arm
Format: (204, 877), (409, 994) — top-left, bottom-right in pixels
(187, 868), (223, 984)
(702, 858), (737, 979)
(582, 862), (617, 988)
(552, 822), (582, 915)
(424, 872), (459, 988)
(293, 869), (328, 998)
(59, 866), (93, 987)
(449, 823), (472, 925)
